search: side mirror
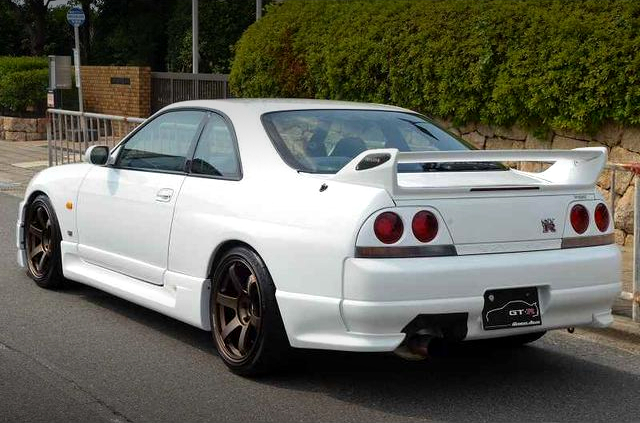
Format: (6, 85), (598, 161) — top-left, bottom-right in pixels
(84, 145), (110, 165)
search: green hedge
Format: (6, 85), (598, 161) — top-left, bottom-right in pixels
(0, 56), (48, 78)
(230, 0), (640, 133)
(0, 57), (48, 116)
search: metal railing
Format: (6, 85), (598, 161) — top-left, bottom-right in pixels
(151, 72), (230, 113)
(607, 163), (640, 321)
(47, 109), (144, 166)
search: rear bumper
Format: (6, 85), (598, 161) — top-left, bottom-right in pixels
(276, 244), (621, 352)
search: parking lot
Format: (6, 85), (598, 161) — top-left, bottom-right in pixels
(1, 191), (640, 422)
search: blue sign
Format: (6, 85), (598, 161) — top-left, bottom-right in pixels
(67, 7), (85, 27)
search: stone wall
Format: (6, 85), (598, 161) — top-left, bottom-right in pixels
(434, 119), (640, 246)
(0, 116), (47, 141)
(81, 66), (151, 118)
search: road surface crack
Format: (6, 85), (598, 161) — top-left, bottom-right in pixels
(0, 338), (134, 423)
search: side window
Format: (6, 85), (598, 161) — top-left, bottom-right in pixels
(118, 110), (205, 172)
(190, 114), (241, 179)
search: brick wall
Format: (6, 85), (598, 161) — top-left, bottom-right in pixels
(81, 66), (151, 118)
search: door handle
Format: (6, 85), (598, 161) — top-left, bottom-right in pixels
(156, 188), (174, 202)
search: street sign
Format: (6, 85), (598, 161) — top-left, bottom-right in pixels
(47, 91), (55, 108)
(67, 6), (85, 131)
(66, 7), (85, 27)
(48, 55), (72, 89)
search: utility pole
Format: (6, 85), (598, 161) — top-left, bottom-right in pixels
(192, 0), (199, 74)
(73, 25), (83, 115)
(256, 0), (262, 20)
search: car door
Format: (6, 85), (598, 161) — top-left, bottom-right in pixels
(167, 111), (243, 278)
(76, 109), (206, 285)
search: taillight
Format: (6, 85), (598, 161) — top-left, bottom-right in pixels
(570, 204), (589, 234)
(374, 212), (403, 244)
(412, 211), (438, 243)
(594, 203), (610, 232)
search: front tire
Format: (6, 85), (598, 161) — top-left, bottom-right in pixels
(25, 194), (65, 289)
(210, 246), (290, 376)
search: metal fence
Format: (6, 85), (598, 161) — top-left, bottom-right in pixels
(47, 109), (144, 166)
(151, 72), (230, 113)
(607, 163), (640, 321)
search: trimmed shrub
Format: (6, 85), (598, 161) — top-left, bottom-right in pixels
(0, 56), (48, 78)
(230, 0), (640, 133)
(0, 68), (49, 116)
(0, 57), (48, 116)
(166, 0), (271, 73)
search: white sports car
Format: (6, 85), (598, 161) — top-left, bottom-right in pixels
(16, 99), (621, 374)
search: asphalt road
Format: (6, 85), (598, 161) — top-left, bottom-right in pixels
(2, 192), (640, 423)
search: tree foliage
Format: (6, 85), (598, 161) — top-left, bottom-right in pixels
(231, 0), (640, 133)
(0, 0), (262, 73)
(166, 0), (267, 74)
(0, 0), (74, 56)
(90, 0), (175, 69)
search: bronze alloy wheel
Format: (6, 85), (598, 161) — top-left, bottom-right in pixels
(213, 258), (263, 363)
(26, 203), (54, 278)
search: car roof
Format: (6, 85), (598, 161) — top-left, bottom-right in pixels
(161, 98), (411, 117)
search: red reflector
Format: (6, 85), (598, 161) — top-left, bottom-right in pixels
(374, 212), (403, 244)
(594, 203), (610, 232)
(570, 204), (589, 234)
(412, 210), (439, 243)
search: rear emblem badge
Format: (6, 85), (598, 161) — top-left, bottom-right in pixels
(541, 218), (556, 233)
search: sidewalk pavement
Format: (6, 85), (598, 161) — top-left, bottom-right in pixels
(0, 140), (49, 198)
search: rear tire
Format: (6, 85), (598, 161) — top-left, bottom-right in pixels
(24, 195), (65, 289)
(210, 246), (291, 376)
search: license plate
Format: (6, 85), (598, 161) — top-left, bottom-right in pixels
(482, 287), (542, 330)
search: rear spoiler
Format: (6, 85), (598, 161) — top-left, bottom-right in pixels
(332, 147), (607, 197)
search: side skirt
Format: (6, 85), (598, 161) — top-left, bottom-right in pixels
(61, 242), (210, 330)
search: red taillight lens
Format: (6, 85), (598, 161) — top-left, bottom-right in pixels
(594, 203), (610, 232)
(412, 210), (439, 243)
(374, 212), (403, 244)
(570, 204), (589, 234)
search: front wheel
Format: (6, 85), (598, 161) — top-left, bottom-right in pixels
(24, 194), (65, 289)
(210, 246), (290, 376)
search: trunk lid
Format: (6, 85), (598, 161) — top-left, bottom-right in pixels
(334, 147), (606, 251)
(404, 193), (581, 245)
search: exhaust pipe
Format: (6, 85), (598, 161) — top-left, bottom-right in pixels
(394, 332), (436, 360)
(395, 315), (468, 360)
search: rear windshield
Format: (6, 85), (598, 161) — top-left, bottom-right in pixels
(262, 109), (505, 174)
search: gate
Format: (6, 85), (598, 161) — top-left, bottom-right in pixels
(151, 72), (230, 113)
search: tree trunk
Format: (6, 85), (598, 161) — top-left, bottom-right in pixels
(19, 0), (49, 56)
(31, 5), (46, 55)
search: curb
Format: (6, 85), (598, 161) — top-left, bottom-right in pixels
(607, 314), (640, 337)
(582, 314), (640, 343)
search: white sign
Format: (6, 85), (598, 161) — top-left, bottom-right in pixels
(47, 91), (55, 108)
(67, 7), (85, 27)
(73, 48), (81, 88)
